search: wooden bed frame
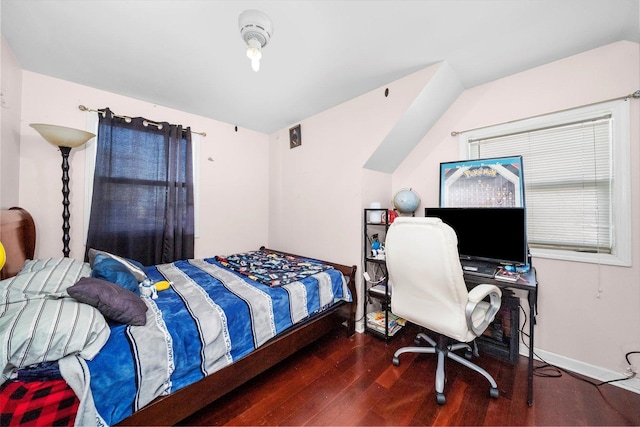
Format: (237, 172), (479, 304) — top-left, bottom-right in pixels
(0, 207), (357, 426)
(0, 207), (36, 280)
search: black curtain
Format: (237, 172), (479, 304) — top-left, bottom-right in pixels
(85, 108), (195, 265)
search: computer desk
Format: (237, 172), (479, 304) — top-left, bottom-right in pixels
(464, 267), (538, 406)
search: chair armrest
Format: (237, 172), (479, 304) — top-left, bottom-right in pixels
(468, 284), (501, 303)
(465, 284), (502, 337)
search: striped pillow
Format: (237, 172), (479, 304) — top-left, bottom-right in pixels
(0, 258), (110, 385)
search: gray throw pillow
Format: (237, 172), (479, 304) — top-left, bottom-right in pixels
(67, 277), (148, 326)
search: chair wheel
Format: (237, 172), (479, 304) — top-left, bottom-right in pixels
(489, 387), (499, 399)
(392, 356), (400, 366)
(436, 393), (446, 405)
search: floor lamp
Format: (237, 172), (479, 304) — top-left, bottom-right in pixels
(30, 124), (95, 257)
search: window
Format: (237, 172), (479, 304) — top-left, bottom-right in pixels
(84, 114), (201, 243)
(459, 99), (631, 266)
(84, 109), (195, 265)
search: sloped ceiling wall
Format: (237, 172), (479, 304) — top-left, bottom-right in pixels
(363, 62), (463, 173)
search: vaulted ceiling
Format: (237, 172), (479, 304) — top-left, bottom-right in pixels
(2, 0), (639, 134)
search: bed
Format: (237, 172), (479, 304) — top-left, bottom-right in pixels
(0, 207), (357, 426)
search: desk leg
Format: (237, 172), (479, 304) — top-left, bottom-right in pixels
(527, 290), (536, 406)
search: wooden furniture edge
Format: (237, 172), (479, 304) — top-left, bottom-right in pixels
(0, 207), (36, 280)
(118, 247), (357, 426)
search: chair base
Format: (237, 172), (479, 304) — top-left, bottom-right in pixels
(392, 332), (499, 405)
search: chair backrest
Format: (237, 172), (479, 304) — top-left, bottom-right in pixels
(386, 217), (473, 342)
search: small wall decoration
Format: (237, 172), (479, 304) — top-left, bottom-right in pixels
(439, 155), (525, 208)
(289, 124), (301, 149)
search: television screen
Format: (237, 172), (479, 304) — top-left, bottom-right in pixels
(425, 207), (528, 266)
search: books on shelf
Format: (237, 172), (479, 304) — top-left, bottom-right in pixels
(366, 310), (406, 336)
(367, 320), (403, 336)
(494, 267), (520, 282)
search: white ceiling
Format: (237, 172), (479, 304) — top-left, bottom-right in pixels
(2, 0), (639, 134)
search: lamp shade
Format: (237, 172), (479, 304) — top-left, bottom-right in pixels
(30, 123), (95, 148)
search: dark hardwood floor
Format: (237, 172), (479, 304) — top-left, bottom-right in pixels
(179, 323), (640, 426)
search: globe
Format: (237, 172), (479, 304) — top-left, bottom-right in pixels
(393, 188), (421, 214)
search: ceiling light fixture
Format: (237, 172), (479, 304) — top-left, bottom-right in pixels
(238, 9), (274, 72)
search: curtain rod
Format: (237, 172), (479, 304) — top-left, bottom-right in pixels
(450, 90), (640, 137)
(78, 105), (206, 137)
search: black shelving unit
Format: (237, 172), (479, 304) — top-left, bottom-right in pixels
(363, 208), (403, 340)
(476, 290), (520, 364)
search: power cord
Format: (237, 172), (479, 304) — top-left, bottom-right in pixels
(518, 304), (639, 386)
(515, 304), (638, 425)
(363, 271), (386, 285)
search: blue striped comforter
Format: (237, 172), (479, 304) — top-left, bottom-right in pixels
(64, 257), (350, 426)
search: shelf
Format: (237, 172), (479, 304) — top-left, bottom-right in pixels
(365, 310), (405, 339)
(368, 283), (389, 299)
(364, 208), (394, 340)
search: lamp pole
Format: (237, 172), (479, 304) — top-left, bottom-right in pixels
(59, 146), (72, 257)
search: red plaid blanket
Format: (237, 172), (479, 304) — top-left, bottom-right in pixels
(0, 380), (78, 426)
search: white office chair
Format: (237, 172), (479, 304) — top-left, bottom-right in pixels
(386, 217), (502, 405)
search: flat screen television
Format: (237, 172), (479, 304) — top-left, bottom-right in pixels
(425, 207), (528, 266)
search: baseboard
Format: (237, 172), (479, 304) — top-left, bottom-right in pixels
(524, 347), (640, 395)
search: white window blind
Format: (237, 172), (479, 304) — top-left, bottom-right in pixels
(469, 116), (612, 253)
(460, 99), (631, 266)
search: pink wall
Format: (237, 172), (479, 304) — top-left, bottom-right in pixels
(0, 36), (22, 208)
(268, 66), (438, 321)
(268, 65), (442, 259)
(393, 41), (640, 382)
(18, 71), (270, 260)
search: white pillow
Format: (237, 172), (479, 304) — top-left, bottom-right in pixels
(0, 258), (110, 384)
(87, 248), (148, 282)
